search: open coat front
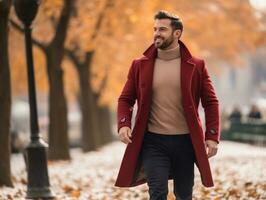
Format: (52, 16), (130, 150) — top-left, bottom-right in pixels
(115, 40), (220, 188)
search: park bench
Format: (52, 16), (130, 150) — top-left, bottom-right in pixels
(221, 121), (266, 146)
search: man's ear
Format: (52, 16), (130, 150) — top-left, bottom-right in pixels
(174, 29), (182, 39)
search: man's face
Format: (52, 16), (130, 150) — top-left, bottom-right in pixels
(153, 19), (181, 50)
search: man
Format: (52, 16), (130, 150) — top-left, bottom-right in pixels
(229, 105), (242, 123)
(115, 10), (220, 200)
(248, 104), (262, 120)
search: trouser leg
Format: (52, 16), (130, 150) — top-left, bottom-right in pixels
(141, 132), (171, 200)
(171, 134), (195, 200)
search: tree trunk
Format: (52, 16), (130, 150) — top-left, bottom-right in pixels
(46, 0), (73, 160)
(89, 91), (103, 146)
(47, 49), (70, 160)
(98, 105), (114, 144)
(77, 64), (102, 152)
(0, 0), (13, 187)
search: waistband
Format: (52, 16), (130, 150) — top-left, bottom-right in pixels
(146, 130), (190, 138)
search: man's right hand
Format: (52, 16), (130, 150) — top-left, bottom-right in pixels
(118, 126), (132, 144)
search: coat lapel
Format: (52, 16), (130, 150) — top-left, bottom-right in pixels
(179, 40), (196, 107)
(139, 44), (157, 105)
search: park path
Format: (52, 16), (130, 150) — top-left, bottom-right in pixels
(0, 140), (266, 200)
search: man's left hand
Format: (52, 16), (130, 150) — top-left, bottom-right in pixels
(205, 140), (218, 158)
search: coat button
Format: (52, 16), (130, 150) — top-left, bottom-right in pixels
(120, 117), (126, 123)
(210, 129), (216, 135)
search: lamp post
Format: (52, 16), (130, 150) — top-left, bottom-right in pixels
(13, 0), (54, 199)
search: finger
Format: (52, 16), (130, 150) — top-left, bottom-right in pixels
(207, 150), (211, 158)
(126, 134), (132, 143)
(122, 133), (131, 144)
(208, 148), (217, 158)
(120, 135), (129, 144)
(122, 138), (128, 144)
(208, 147), (214, 157)
(207, 151), (213, 158)
(212, 148), (218, 156)
(119, 135), (125, 143)
(122, 139), (128, 144)
(121, 131), (128, 138)
(206, 145), (209, 155)
(207, 152), (213, 158)
(206, 146), (213, 158)
(126, 129), (132, 143)
(205, 143), (209, 153)
(119, 133), (127, 144)
(127, 129), (132, 138)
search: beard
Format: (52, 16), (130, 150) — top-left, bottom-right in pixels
(154, 34), (175, 50)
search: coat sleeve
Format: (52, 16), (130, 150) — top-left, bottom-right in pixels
(200, 60), (220, 144)
(117, 60), (137, 134)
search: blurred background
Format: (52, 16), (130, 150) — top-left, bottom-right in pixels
(7, 0), (266, 152)
(1, 0), (266, 199)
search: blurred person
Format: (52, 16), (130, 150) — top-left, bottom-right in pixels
(229, 105), (242, 123)
(248, 104), (262, 120)
(115, 10), (220, 200)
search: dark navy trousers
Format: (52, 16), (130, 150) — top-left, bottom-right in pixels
(140, 131), (196, 200)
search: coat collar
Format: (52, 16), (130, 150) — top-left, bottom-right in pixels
(142, 40), (195, 65)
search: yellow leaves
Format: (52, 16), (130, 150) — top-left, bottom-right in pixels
(9, 0), (266, 102)
(83, 40), (96, 52)
(43, 0), (63, 7)
(167, 192), (176, 200)
(125, 7), (139, 24)
(63, 184), (81, 198)
(129, 14), (138, 23)
(62, 184), (74, 193)
(41, 0), (64, 17)
(228, 188), (240, 196)
(71, 190), (80, 198)
(1, 142), (266, 199)
(124, 34), (134, 41)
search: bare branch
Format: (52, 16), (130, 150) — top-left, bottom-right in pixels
(9, 18), (48, 52)
(52, 0), (73, 48)
(64, 48), (80, 67)
(83, 51), (94, 68)
(90, 0), (114, 41)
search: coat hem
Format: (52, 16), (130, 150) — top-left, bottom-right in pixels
(114, 179), (147, 188)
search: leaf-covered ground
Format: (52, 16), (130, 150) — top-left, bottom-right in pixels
(1, 140), (266, 200)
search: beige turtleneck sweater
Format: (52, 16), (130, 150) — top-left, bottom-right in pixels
(147, 44), (189, 135)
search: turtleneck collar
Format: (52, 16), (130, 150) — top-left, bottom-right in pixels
(157, 44), (180, 61)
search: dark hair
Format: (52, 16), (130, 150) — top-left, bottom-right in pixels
(154, 10), (183, 32)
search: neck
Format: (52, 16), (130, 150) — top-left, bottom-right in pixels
(157, 44), (180, 60)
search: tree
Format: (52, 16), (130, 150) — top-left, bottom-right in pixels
(45, 0), (73, 160)
(0, 0), (13, 187)
(65, 0), (116, 151)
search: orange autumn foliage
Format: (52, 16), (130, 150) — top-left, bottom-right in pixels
(9, 0), (266, 107)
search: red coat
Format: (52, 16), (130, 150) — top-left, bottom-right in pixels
(115, 40), (220, 188)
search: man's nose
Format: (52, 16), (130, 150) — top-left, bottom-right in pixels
(154, 31), (160, 37)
